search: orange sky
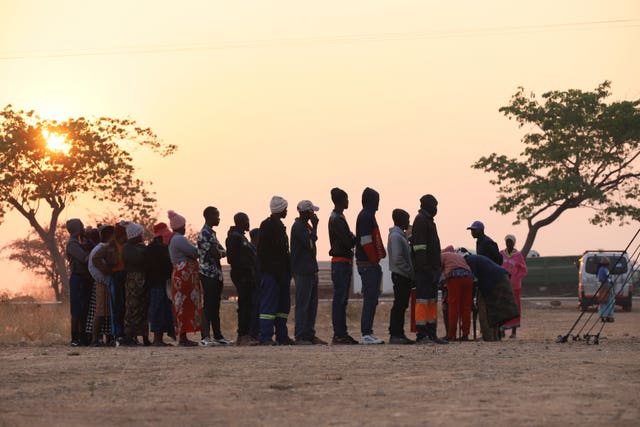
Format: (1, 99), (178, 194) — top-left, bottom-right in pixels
(1, 1), (639, 296)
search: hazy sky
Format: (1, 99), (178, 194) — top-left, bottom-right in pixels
(1, 1), (639, 295)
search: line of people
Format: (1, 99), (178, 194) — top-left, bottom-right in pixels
(65, 187), (525, 347)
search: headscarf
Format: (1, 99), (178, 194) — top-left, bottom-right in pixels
(122, 221), (144, 240)
(505, 234), (516, 244)
(270, 196), (288, 214)
(153, 222), (174, 245)
(168, 210), (186, 230)
(442, 245), (455, 253)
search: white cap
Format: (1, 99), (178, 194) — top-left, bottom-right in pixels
(297, 200), (319, 213)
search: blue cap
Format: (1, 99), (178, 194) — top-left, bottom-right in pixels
(467, 220), (484, 230)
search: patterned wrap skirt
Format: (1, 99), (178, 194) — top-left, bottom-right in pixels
(501, 288), (521, 330)
(124, 271), (149, 336)
(483, 274), (520, 328)
(171, 260), (203, 335)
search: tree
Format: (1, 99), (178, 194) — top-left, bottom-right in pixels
(1, 226), (67, 301)
(0, 105), (176, 299)
(473, 81), (640, 257)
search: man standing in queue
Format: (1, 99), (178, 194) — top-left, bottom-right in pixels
(257, 196), (295, 346)
(291, 200), (326, 345)
(328, 188), (358, 345)
(411, 194), (447, 344)
(355, 187), (386, 345)
(198, 206), (232, 346)
(226, 212), (259, 346)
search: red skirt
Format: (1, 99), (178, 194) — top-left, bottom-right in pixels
(171, 260), (203, 335)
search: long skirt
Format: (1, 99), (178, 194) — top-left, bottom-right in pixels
(172, 260), (203, 335)
(85, 282), (112, 335)
(149, 282), (175, 334)
(483, 273), (519, 328)
(501, 288), (521, 330)
(598, 288), (615, 319)
(124, 272), (149, 337)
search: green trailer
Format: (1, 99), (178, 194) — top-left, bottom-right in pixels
(521, 256), (580, 297)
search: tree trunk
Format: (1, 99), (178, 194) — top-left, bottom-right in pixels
(521, 225), (540, 258)
(47, 240), (69, 302)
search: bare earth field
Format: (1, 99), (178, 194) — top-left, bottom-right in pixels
(1, 300), (639, 427)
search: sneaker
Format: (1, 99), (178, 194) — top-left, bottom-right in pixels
(213, 337), (233, 345)
(259, 339), (278, 346)
(70, 340), (80, 347)
(277, 336), (296, 346)
(389, 335), (415, 345)
(311, 336), (328, 345)
(295, 339), (313, 345)
(200, 337), (215, 346)
(332, 335), (359, 345)
(360, 334), (384, 345)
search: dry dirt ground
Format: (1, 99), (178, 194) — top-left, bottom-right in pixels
(1, 299), (639, 427)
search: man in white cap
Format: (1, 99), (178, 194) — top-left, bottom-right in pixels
(290, 200), (326, 345)
(257, 196), (295, 345)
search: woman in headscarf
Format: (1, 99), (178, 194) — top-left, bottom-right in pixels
(145, 222), (175, 346)
(597, 257), (615, 323)
(499, 234), (528, 338)
(121, 221), (151, 346)
(168, 210), (203, 346)
(88, 225), (116, 346)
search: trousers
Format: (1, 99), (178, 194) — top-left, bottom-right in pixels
(258, 273), (291, 342)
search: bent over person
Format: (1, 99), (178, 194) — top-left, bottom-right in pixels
(463, 253), (519, 341)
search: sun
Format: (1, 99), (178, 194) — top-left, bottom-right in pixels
(42, 130), (71, 155)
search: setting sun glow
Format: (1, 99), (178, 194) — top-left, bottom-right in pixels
(42, 130), (71, 155)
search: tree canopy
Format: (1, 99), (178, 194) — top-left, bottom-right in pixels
(473, 81), (640, 256)
(0, 105), (176, 298)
